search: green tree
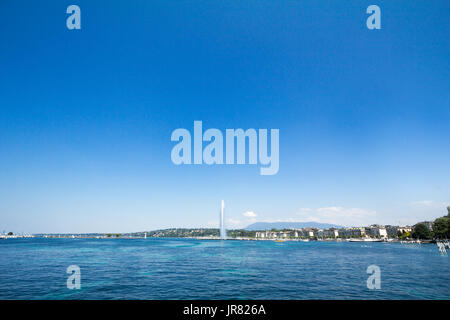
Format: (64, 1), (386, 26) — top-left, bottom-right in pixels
(399, 231), (410, 240)
(411, 223), (432, 240)
(7, 232), (13, 236)
(433, 216), (450, 239)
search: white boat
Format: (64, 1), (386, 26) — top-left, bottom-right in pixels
(349, 238), (383, 242)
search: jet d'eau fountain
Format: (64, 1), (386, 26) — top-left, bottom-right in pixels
(220, 200), (226, 240)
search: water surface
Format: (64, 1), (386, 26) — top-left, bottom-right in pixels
(0, 238), (448, 299)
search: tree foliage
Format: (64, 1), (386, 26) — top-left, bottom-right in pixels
(411, 223), (432, 240)
(432, 216), (450, 239)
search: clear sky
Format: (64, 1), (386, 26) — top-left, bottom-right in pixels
(0, 1), (449, 233)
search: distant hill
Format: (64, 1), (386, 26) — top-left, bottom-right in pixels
(244, 222), (343, 231)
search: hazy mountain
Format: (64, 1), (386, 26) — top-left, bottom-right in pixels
(244, 222), (343, 231)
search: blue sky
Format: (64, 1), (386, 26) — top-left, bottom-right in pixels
(0, 1), (449, 233)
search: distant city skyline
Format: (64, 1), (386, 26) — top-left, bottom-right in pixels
(2, 204), (448, 235)
(1, 1), (449, 233)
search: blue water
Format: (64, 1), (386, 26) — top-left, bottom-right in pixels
(0, 238), (448, 299)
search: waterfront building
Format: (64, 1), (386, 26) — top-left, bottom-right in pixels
(255, 231), (265, 239)
(255, 231), (278, 239)
(279, 231), (290, 238)
(323, 228), (339, 238)
(366, 225), (388, 238)
(302, 228), (315, 238)
(338, 227), (366, 238)
(315, 228), (338, 238)
(385, 225), (412, 237)
(385, 225), (400, 237)
(399, 226), (412, 233)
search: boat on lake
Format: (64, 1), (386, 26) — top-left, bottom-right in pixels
(349, 238), (384, 242)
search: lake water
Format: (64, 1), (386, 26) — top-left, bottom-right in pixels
(0, 238), (448, 299)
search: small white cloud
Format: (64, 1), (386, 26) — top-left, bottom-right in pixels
(243, 211), (257, 218)
(410, 200), (434, 207)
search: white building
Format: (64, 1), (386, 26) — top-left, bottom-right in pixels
(339, 227), (366, 238)
(366, 225), (388, 238)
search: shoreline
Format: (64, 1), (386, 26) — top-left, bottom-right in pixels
(1, 235), (435, 244)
